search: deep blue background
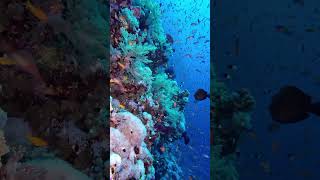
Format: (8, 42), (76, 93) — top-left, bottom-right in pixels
(215, 0), (320, 179)
(158, 0), (210, 179)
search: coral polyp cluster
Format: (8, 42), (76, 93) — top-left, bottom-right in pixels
(110, 0), (189, 179)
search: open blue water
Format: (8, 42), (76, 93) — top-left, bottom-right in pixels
(158, 0), (210, 179)
(215, 0), (320, 179)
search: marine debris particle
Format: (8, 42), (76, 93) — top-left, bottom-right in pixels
(110, 0), (189, 179)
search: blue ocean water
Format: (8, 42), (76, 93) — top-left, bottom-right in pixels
(158, 0), (210, 179)
(215, 0), (320, 179)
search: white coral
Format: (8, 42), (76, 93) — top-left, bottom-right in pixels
(110, 111), (153, 180)
(110, 153), (122, 179)
(110, 127), (130, 158)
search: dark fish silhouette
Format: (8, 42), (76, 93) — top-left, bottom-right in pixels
(166, 34), (174, 44)
(194, 89), (209, 101)
(182, 132), (190, 144)
(269, 86), (320, 123)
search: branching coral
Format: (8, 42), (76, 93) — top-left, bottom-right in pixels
(119, 27), (157, 59)
(131, 60), (154, 87)
(132, 0), (167, 46)
(121, 8), (140, 31)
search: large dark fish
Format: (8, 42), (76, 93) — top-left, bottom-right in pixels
(269, 86), (320, 123)
(194, 89), (209, 101)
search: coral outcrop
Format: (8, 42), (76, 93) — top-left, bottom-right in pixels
(211, 67), (255, 179)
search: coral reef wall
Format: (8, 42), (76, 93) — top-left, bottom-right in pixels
(0, 0), (108, 179)
(211, 65), (255, 180)
(110, 0), (189, 179)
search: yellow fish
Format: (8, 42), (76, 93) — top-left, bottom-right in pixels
(25, 1), (48, 22)
(117, 62), (126, 70)
(0, 57), (16, 65)
(27, 135), (48, 147)
(119, 104), (125, 109)
(110, 78), (119, 83)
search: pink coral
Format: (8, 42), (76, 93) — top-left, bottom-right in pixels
(110, 127), (130, 158)
(110, 109), (154, 179)
(116, 112), (147, 146)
